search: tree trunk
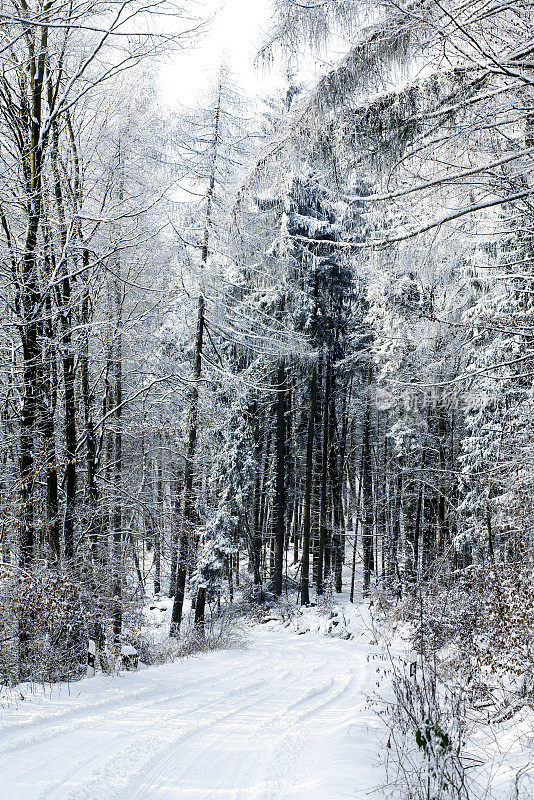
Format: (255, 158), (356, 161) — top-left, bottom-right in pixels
(301, 364), (317, 606)
(170, 294), (204, 635)
(317, 356), (330, 595)
(250, 404), (263, 585)
(80, 274), (101, 561)
(41, 290), (60, 565)
(154, 457), (163, 595)
(362, 382), (374, 596)
(63, 343), (77, 563)
(194, 585), (206, 633)
(403, 465), (418, 588)
(273, 360), (286, 596)
(112, 281), (123, 643)
(350, 448), (364, 603)
(170, 84), (222, 634)
(168, 475), (181, 596)
(329, 369), (345, 593)
(18, 21), (48, 572)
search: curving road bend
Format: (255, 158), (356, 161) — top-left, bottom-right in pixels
(0, 623), (386, 800)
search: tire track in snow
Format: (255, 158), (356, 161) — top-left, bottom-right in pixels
(39, 650), (305, 800)
(126, 656), (308, 800)
(35, 675), (269, 800)
(1, 654), (269, 761)
(0, 626), (384, 800)
(132, 647), (358, 799)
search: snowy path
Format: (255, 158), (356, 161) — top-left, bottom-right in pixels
(0, 620), (386, 800)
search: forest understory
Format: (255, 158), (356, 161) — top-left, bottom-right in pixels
(1, 0), (534, 798)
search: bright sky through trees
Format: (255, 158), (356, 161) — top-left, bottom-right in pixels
(160, 0), (280, 107)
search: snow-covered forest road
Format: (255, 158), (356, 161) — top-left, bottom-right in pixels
(0, 624), (384, 800)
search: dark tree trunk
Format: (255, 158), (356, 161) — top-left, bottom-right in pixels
(389, 470), (402, 592)
(18, 29), (47, 573)
(50, 114), (77, 565)
(19, 322), (38, 569)
(168, 475), (181, 596)
(317, 357), (330, 595)
(41, 291), (59, 565)
(329, 369), (345, 593)
(194, 585), (206, 632)
(112, 281), (123, 643)
(170, 87), (222, 634)
(301, 364), (316, 606)
(63, 344), (77, 563)
(250, 404), (263, 585)
(258, 430), (272, 578)
(350, 448), (364, 603)
(170, 295), (204, 635)
(362, 383), (374, 596)
(273, 360), (286, 596)
(376, 414), (388, 582)
(436, 406), (448, 556)
(80, 275), (101, 561)
(403, 466), (418, 588)
(154, 457), (163, 595)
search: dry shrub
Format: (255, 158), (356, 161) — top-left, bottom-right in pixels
(397, 559), (534, 704)
(380, 655), (469, 800)
(0, 564), (89, 684)
(133, 609), (247, 666)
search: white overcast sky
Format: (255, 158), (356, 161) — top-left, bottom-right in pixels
(160, 0), (284, 109)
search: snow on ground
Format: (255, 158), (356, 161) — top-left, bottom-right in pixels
(2, 570), (532, 800)
(469, 704), (534, 799)
(0, 608), (388, 800)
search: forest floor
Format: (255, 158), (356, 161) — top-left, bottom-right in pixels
(0, 602), (387, 800)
